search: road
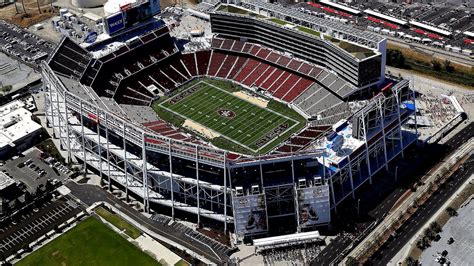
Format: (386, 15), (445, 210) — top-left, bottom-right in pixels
(368, 153), (474, 265)
(66, 182), (229, 264)
(310, 122), (473, 265)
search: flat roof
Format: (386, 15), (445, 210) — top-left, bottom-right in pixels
(409, 20), (452, 36)
(254, 231), (321, 249)
(0, 172), (15, 190)
(320, 0), (361, 15)
(364, 9), (408, 26)
(0, 101), (42, 149)
(82, 12), (103, 23)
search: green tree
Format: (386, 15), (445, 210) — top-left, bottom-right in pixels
(430, 222), (442, 233)
(405, 256), (418, 266)
(431, 60), (441, 71)
(444, 60), (454, 73)
(416, 239), (425, 249)
(446, 206), (458, 217)
(345, 256), (359, 266)
(387, 49), (406, 68)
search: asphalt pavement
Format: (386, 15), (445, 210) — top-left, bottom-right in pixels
(368, 154), (474, 265)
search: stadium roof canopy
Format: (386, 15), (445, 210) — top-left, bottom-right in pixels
(320, 0), (361, 15)
(409, 20), (452, 37)
(364, 9), (408, 26)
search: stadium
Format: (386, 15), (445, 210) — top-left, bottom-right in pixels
(41, 1), (418, 238)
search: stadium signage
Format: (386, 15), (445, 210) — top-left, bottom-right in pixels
(84, 31), (98, 43)
(106, 13), (125, 35)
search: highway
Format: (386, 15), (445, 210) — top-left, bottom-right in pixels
(368, 153), (473, 265)
(66, 182), (230, 264)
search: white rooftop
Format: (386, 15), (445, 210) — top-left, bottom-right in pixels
(365, 9), (408, 25)
(0, 101), (42, 149)
(409, 20), (452, 36)
(463, 31), (474, 38)
(320, 0), (361, 15)
(317, 124), (364, 167)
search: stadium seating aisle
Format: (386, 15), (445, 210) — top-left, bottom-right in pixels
(261, 69), (284, 92)
(230, 41), (245, 53)
(181, 53), (198, 77)
(287, 59), (303, 71)
(195, 51), (211, 76)
(266, 52), (281, 64)
(208, 52), (227, 76)
(216, 55), (238, 78)
(283, 78), (314, 102)
(242, 63), (269, 87)
(227, 57), (248, 79)
(254, 66), (276, 87)
(234, 59), (259, 83)
(273, 74), (300, 99)
(268, 72), (291, 94)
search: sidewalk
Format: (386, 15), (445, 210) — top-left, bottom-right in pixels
(342, 140), (473, 264)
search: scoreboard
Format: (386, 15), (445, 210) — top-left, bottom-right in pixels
(105, 0), (160, 35)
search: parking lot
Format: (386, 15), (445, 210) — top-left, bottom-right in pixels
(0, 197), (81, 258)
(2, 148), (69, 193)
(421, 198), (474, 266)
(0, 19), (53, 69)
(291, 1), (473, 56)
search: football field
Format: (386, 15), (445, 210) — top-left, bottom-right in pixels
(159, 81), (301, 153)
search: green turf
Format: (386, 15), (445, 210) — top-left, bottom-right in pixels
(156, 80), (303, 154)
(95, 207), (142, 239)
(17, 217), (160, 266)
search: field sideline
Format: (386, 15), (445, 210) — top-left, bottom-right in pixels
(158, 80), (303, 153)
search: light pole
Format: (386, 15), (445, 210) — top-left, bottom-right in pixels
(395, 166), (398, 182)
(357, 198), (360, 217)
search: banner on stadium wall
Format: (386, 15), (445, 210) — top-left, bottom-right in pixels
(233, 194), (268, 236)
(106, 12), (125, 35)
(297, 184), (331, 228)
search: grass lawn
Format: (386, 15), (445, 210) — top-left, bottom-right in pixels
(17, 217), (160, 266)
(95, 207), (142, 239)
(155, 80), (303, 154)
(174, 259), (189, 266)
(269, 18), (290, 25)
(296, 26), (320, 37)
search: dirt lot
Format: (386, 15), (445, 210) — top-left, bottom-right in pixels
(0, 0), (56, 27)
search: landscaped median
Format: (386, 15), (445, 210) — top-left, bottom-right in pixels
(16, 217), (160, 266)
(95, 206), (142, 239)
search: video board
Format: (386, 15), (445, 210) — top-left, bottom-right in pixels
(105, 0), (161, 35)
